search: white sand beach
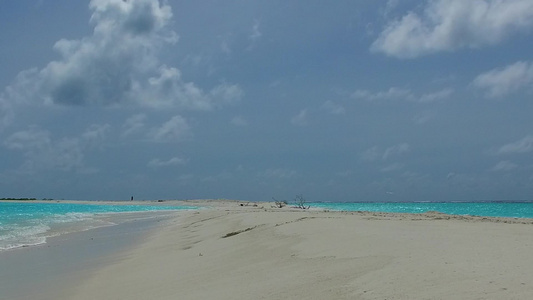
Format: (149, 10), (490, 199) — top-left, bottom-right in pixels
(3, 200), (533, 300)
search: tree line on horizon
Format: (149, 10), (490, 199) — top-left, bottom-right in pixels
(0, 197), (43, 201)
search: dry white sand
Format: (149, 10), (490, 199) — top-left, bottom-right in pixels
(4, 200), (533, 299)
(53, 200), (533, 300)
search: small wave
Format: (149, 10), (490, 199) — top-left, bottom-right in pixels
(0, 223), (50, 251)
(0, 202), (198, 251)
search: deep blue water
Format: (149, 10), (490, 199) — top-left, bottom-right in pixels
(0, 202), (197, 251)
(309, 202), (533, 218)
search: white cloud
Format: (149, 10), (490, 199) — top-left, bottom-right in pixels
(381, 163), (404, 172)
(249, 19), (262, 42)
(446, 172), (456, 180)
(360, 146), (380, 162)
(352, 87), (413, 101)
(473, 61), (533, 98)
(142, 66), (211, 109)
(383, 143), (410, 160)
(148, 157), (187, 168)
(0, 98), (8, 128)
(4, 126), (51, 151)
(230, 116), (248, 126)
(1, 0), (241, 111)
(245, 19), (262, 51)
(372, 0), (533, 58)
(352, 87), (452, 103)
(0, 95), (14, 131)
(82, 124), (110, 146)
(412, 111), (434, 125)
(150, 115), (190, 142)
(3, 124), (108, 173)
(361, 143), (411, 161)
(492, 160), (518, 171)
(41, 0), (178, 106)
(1, 69), (41, 129)
(259, 168), (297, 179)
(122, 113), (146, 137)
(418, 88), (454, 103)
(220, 38), (232, 55)
(89, 0), (175, 37)
(336, 170), (353, 177)
(383, 0), (400, 17)
(177, 174), (194, 184)
(497, 135), (533, 154)
(210, 83), (244, 106)
(202, 171), (234, 182)
(291, 109), (308, 126)
(321, 100), (345, 115)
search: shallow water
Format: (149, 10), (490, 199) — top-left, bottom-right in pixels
(309, 201), (533, 218)
(0, 214), (173, 300)
(0, 202), (197, 251)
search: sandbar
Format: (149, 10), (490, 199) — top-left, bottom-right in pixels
(3, 200), (533, 299)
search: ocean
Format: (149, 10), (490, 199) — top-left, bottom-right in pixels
(309, 201), (533, 218)
(0, 201), (198, 251)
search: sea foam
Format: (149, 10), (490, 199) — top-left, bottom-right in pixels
(0, 202), (196, 251)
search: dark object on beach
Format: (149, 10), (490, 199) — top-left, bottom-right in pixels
(272, 197), (287, 208)
(294, 194), (310, 209)
(131, 196), (133, 201)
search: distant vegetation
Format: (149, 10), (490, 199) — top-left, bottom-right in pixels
(0, 197), (37, 201)
(272, 194), (310, 209)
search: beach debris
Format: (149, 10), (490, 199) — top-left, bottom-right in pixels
(294, 194), (310, 209)
(272, 197), (288, 208)
(272, 195), (310, 209)
(222, 225), (260, 238)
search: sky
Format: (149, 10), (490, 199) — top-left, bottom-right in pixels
(1, 0), (533, 202)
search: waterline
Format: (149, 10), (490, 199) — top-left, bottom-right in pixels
(0, 202), (198, 251)
(309, 201), (533, 218)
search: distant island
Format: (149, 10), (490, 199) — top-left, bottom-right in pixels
(0, 198), (38, 201)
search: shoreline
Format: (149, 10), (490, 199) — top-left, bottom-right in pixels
(0, 200), (204, 252)
(3, 199), (532, 253)
(4, 198), (533, 220)
(3, 198), (533, 252)
(0, 210), (189, 300)
(0, 199), (208, 206)
(2, 200), (533, 299)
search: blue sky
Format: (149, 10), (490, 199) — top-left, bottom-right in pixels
(1, 0), (533, 202)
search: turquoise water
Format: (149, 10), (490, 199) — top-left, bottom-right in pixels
(309, 202), (533, 218)
(4, 201), (532, 251)
(0, 202), (198, 251)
